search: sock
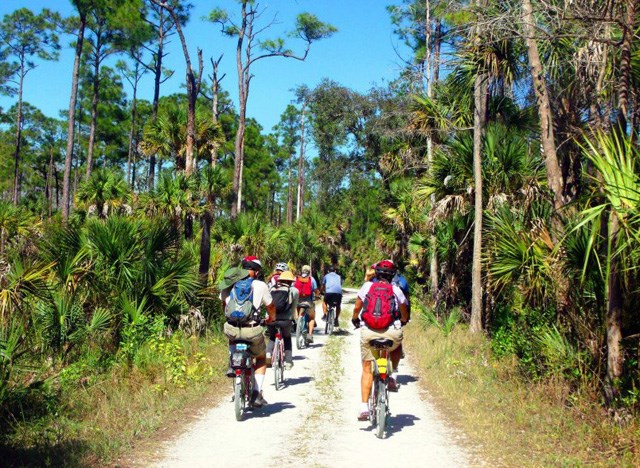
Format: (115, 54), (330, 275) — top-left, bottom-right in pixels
(360, 402), (369, 413)
(255, 373), (265, 392)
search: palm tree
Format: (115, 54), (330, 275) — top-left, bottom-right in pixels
(75, 169), (131, 218)
(198, 165), (229, 281)
(574, 131), (640, 400)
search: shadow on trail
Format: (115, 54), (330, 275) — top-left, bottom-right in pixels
(292, 355), (307, 361)
(247, 401), (295, 418)
(396, 374), (418, 386)
(358, 413), (420, 437)
(282, 375), (314, 386)
(386, 413), (420, 437)
(329, 328), (353, 337)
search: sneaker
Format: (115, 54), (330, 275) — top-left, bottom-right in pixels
(285, 361), (293, 370)
(334, 318), (339, 327)
(225, 367), (235, 378)
(251, 390), (267, 407)
(357, 410), (370, 421)
(387, 376), (399, 392)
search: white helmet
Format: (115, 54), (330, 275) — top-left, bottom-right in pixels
(275, 262), (289, 272)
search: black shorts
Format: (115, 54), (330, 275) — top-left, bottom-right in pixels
(324, 293), (342, 307)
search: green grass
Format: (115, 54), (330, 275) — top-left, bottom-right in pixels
(405, 323), (640, 467)
(0, 331), (229, 466)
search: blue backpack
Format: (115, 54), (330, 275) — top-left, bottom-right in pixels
(225, 277), (256, 324)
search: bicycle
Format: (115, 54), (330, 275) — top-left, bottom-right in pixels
(324, 300), (337, 335)
(368, 338), (394, 439)
(271, 325), (285, 390)
(295, 301), (311, 349)
(229, 339), (254, 421)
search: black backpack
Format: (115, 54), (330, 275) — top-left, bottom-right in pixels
(271, 288), (292, 320)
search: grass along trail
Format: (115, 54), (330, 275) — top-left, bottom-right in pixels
(144, 291), (477, 467)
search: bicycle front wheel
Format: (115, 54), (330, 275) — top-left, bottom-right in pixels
(273, 340), (282, 391)
(375, 380), (387, 438)
(234, 376), (244, 421)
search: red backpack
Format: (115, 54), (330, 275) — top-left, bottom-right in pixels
(294, 277), (313, 297)
(361, 281), (397, 329)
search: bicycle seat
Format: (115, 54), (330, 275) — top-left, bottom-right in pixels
(298, 301), (312, 309)
(369, 338), (394, 348)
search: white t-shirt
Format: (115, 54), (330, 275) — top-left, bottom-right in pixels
(357, 281), (407, 305)
(221, 279), (273, 310)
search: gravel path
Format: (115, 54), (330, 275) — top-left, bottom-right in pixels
(150, 290), (477, 467)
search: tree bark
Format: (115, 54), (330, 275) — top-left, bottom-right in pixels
(296, 100), (307, 221)
(521, 0), (564, 211)
(605, 212), (623, 400)
(148, 12), (166, 191)
(85, 32), (102, 180)
(615, 0), (635, 133)
(286, 153), (293, 223)
(62, 12), (87, 221)
(11, 68), (25, 204)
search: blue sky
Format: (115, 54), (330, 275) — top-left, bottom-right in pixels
(0, 0), (410, 133)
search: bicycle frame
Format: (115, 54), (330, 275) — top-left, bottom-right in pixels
(368, 339), (393, 438)
(272, 326), (286, 390)
(295, 303), (311, 349)
(231, 341), (254, 421)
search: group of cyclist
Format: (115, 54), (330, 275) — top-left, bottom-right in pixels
(218, 255), (409, 421)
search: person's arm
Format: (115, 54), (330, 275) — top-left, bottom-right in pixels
(352, 297), (363, 327)
(398, 302), (409, 325)
(265, 302), (276, 323)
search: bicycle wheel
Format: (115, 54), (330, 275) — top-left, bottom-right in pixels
(273, 340), (282, 391)
(375, 380), (387, 438)
(277, 341), (285, 386)
(234, 376), (244, 421)
(369, 377), (378, 427)
(296, 315), (306, 349)
(325, 307), (334, 335)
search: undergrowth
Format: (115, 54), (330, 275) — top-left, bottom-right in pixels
(405, 319), (640, 467)
(0, 330), (228, 466)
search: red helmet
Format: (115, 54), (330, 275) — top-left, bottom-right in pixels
(242, 256), (262, 270)
(375, 259), (396, 278)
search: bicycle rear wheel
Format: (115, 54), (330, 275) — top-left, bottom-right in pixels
(296, 315), (306, 349)
(234, 376), (244, 421)
(325, 307), (335, 335)
(375, 380), (387, 438)
(273, 340), (282, 391)
(369, 377), (378, 427)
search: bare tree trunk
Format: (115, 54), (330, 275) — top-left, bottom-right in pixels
(286, 154), (293, 223)
(127, 82), (138, 186)
(605, 213), (623, 400)
(210, 55), (224, 167)
(62, 13), (86, 221)
(85, 44), (101, 180)
(11, 69), (25, 204)
(521, 0), (564, 211)
(149, 19), (165, 190)
(231, 4), (250, 219)
(615, 0), (635, 133)
(296, 100), (307, 221)
(470, 1), (488, 333)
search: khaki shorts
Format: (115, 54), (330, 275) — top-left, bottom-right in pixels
(360, 326), (403, 361)
(224, 322), (266, 357)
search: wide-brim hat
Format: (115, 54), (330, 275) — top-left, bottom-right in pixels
(218, 267), (250, 290)
(278, 270), (295, 282)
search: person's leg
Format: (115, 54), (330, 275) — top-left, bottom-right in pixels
(322, 298), (328, 319)
(281, 323), (293, 364)
(361, 359), (373, 403)
(335, 294), (342, 325)
(307, 305), (316, 338)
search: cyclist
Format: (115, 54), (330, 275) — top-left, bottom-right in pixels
(266, 270), (298, 370)
(294, 265), (320, 343)
(321, 265), (342, 327)
(219, 256), (275, 407)
(351, 259), (409, 421)
(267, 261), (289, 288)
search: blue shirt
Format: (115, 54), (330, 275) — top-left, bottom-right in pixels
(322, 272), (342, 294)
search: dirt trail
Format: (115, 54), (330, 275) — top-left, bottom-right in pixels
(148, 290), (477, 467)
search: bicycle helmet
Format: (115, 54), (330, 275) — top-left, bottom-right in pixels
(275, 262), (289, 272)
(241, 255), (263, 271)
(374, 259), (396, 281)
